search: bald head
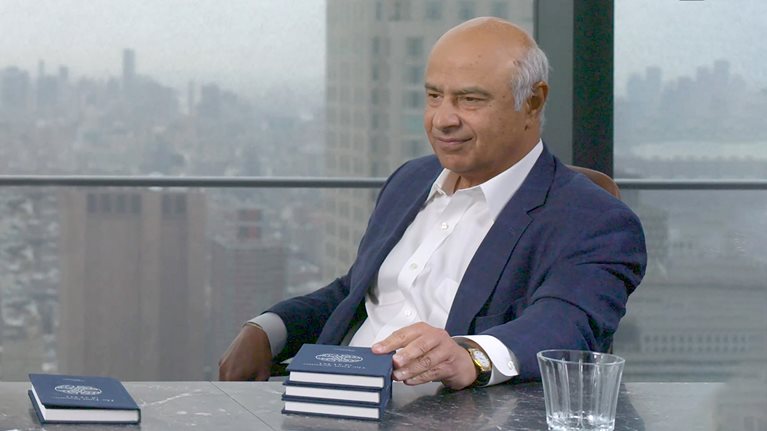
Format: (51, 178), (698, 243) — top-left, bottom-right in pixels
(429, 17), (548, 112)
(435, 17), (536, 57)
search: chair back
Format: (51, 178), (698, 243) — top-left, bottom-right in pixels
(567, 165), (620, 199)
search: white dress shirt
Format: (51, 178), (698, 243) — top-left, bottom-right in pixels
(251, 141), (543, 386)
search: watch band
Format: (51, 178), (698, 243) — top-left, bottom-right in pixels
(457, 341), (492, 387)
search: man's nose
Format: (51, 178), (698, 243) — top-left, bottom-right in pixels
(431, 103), (461, 130)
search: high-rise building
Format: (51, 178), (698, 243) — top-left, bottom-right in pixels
(615, 256), (767, 381)
(0, 67), (31, 112)
(57, 189), (206, 380)
(0, 191), (60, 380)
(323, 0), (534, 277)
(207, 207), (287, 377)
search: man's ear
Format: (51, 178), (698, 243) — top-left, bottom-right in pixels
(527, 81), (549, 119)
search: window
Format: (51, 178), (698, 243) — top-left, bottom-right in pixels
(404, 90), (423, 109)
(175, 195), (186, 215)
(613, 0), (767, 383)
(87, 194), (97, 214)
(425, 1), (443, 21)
(408, 139), (426, 158)
(161, 195), (172, 215)
(99, 194), (112, 214)
(405, 65), (424, 85)
(0, 1), (538, 382)
(615, 0), (767, 180)
(491, 2), (509, 18)
(115, 194), (126, 213)
(390, 0), (412, 21)
(458, 1), (475, 20)
(130, 194), (141, 214)
(403, 114), (423, 134)
(405, 37), (424, 58)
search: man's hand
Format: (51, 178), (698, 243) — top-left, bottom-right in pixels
(371, 322), (477, 390)
(218, 324), (273, 381)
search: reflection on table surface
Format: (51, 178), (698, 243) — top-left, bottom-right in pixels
(0, 380), (764, 430)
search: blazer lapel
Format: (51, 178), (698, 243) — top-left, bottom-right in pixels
(445, 147), (556, 335)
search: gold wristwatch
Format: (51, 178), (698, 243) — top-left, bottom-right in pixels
(458, 341), (492, 387)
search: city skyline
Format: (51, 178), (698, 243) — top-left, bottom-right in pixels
(0, 0), (326, 101)
(3, 1), (766, 100)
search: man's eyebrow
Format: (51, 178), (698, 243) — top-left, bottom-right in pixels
(424, 84), (492, 98)
(453, 87), (492, 98)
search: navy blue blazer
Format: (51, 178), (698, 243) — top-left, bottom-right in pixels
(268, 145), (647, 381)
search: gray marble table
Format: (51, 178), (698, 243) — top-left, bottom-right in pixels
(0, 380), (742, 430)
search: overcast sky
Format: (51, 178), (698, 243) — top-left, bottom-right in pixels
(615, 0), (767, 95)
(1, 0), (765, 99)
(0, 0), (326, 99)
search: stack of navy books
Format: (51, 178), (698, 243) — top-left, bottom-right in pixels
(281, 344), (394, 421)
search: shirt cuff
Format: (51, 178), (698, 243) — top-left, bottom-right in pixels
(246, 313), (287, 359)
(454, 334), (519, 386)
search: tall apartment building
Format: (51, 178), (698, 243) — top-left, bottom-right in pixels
(323, 0), (534, 278)
(207, 207), (287, 377)
(57, 189), (206, 380)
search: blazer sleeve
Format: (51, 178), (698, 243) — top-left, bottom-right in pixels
(480, 205), (647, 381)
(266, 273), (353, 362)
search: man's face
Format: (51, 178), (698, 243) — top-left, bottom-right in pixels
(423, 35), (538, 188)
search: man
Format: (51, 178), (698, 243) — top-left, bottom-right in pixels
(219, 17), (646, 390)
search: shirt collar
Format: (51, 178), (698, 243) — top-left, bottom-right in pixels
(426, 140), (543, 220)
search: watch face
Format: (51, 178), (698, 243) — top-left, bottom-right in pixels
(471, 349), (491, 370)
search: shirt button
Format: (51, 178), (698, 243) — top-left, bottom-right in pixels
(409, 262), (418, 270)
(508, 361), (514, 368)
(404, 309), (413, 317)
(440, 222), (449, 230)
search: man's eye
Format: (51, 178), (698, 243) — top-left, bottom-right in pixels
(426, 93), (442, 103)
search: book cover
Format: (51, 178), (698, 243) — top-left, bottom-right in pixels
(282, 394), (388, 421)
(283, 378), (392, 405)
(286, 344), (394, 388)
(28, 373), (141, 424)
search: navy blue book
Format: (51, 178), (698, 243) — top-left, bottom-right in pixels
(282, 394), (388, 421)
(283, 378), (393, 405)
(28, 373), (141, 424)
(286, 344), (394, 389)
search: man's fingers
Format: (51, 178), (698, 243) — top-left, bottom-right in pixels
(393, 332), (450, 372)
(374, 322), (476, 390)
(404, 365), (445, 385)
(392, 333), (441, 367)
(372, 324), (421, 354)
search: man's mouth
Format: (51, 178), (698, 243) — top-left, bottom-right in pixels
(433, 137), (470, 152)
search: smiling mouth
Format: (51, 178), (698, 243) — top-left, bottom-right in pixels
(433, 137), (470, 152)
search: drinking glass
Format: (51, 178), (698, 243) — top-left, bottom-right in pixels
(537, 349), (625, 431)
